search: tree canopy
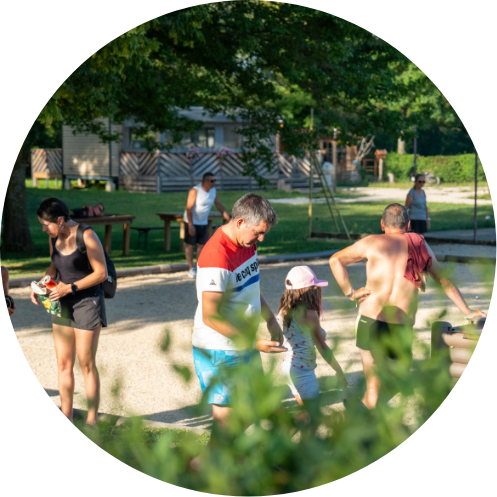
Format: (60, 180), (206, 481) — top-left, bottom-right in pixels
(37, 3), (413, 163)
(6, 1), (467, 252)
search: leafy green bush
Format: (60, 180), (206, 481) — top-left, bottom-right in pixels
(81, 332), (456, 494)
(385, 152), (486, 183)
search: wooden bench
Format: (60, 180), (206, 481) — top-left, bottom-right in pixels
(132, 220), (225, 251)
(32, 171), (62, 187)
(131, 226), (179, 249)
(156, 212), (229, 251)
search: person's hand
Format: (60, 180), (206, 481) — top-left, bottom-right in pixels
(351, 287), (372, 304)
(30, 291), (40, 306)
(267, 316), (283, 344)
(6, 296), (16, 316)
(255, 339), (287, 353)
(467, 310), (487, 319)
(49, 283), (71, 302)
(188, 226), (196, 235)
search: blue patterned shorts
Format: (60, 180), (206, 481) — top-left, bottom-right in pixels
(192, 346), (261, 405)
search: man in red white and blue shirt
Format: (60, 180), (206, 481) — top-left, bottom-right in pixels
(192, 193), (286, 431)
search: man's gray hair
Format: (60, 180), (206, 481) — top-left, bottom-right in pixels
(231, 193), (278, 228)
(382, 203), (409, 229)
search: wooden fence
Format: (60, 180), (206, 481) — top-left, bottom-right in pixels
(31, 148), (62, 186)
(30, 149), (324, 192)
(119, 151), (319, 193)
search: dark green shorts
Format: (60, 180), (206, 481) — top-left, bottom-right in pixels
(355, 314), (414, 361)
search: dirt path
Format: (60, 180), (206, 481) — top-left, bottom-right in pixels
(10, 260), (493, 429)
(269, 186), (493, 206)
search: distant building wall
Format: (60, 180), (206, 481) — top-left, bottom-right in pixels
(62, 118), (120, 178)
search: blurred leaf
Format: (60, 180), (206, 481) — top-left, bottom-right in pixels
(173, 365), (192, 383)
(159, 329), (172, 353)
(111, 378), (123, 398)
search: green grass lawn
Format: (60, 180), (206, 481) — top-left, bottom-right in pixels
(466, 193), (492, 200)
(2, 183), (494, 278)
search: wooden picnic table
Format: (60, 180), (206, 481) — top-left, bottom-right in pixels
(72, 214), (136, 256)
(156, 212), (229, 251)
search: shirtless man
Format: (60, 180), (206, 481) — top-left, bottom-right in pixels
(329, 203), (486, 409)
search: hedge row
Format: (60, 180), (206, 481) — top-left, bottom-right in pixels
(383, 152), (486, 183)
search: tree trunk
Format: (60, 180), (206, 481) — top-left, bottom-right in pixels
(2, 148), (34, 252)
(397, 137), (405, 155)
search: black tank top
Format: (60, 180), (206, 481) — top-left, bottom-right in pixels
(51, 234), (102, 301)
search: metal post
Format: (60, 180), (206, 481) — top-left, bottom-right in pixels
(308, 153), (313, 237)
(473, 149), (478, 244)
(332, 128), (337, 193)
(108, 118), (112, 179)
(308, 109), (314, 237)
(413, 123), (418, 177)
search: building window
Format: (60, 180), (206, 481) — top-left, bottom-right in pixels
(166, 126), (215, 149)
(223, 124), (241, 149)
(130, 129), (157, 150)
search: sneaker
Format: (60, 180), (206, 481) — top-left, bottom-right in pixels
(187, 268), (197, 279)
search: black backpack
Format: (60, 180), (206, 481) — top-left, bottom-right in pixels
(76, 223), (117, 299)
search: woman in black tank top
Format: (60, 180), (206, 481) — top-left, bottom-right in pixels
(30, 198), (108, 426)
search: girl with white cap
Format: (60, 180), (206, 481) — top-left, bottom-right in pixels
(276, 265), (348, 407)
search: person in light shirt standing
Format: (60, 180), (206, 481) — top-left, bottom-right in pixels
(405, 174), (430, 234)
(184, 172), (231, 278)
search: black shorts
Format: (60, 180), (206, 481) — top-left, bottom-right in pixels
(355, 315), (413, 361)
(184, 224), (209, 246)
(409, 219), (427, 234)
(53, 294), (107, 330)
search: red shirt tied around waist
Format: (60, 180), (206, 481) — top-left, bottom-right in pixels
(404, 232), (432, 291)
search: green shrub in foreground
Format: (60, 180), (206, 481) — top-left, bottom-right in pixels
(81, 345), (453, 495)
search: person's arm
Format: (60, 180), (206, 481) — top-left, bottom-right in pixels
(2, 267), (15, 316)
(214, 193), (231, 222)
(405, 193), (413, 210)
(303, 310), (348, 387)
(185, 188), (197, 236)
(48, 230), (108, 301)
(31, 241), (57, 305)
(2, 266), (9, 297)
(329, 238), (372, 303)
(260, 292), (284, 345)
(202, 291), (286, 353)
(425, 242), (486, 319)
(425, 192), (430, 231)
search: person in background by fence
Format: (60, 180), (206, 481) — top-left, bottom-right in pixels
(31, 198), (108, 426)
(184, 172), (231, 279)
(405, 174), (430, 234)
(2, 266), (15, 316)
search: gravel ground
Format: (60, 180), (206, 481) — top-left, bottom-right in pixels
(269, 186), (493, 206)
(431, 243), (496, 258)
(10, 258), (493, 429)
